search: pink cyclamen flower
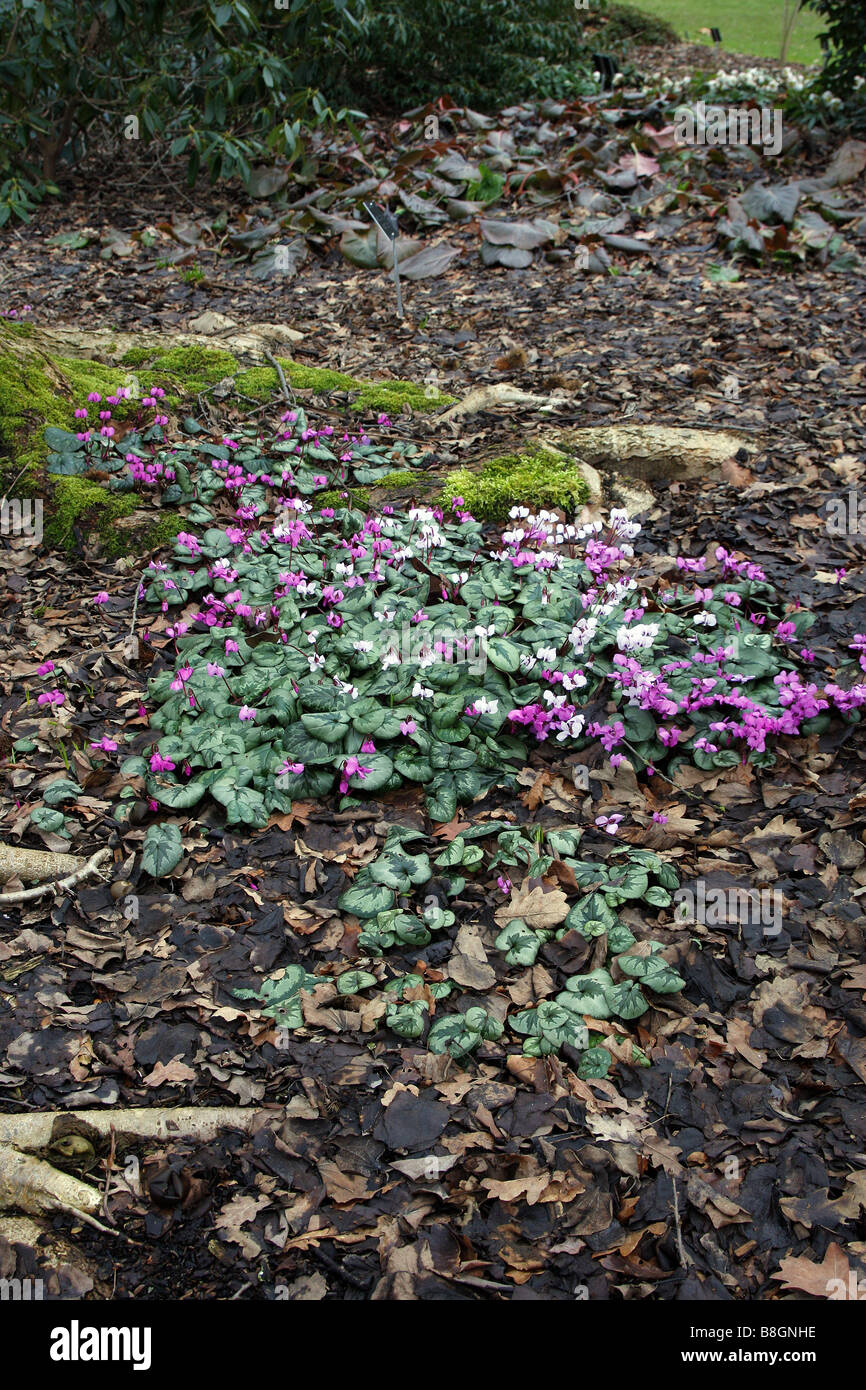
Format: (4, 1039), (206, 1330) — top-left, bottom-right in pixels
(497, 876), (512, 895)
(37, 661), (54, 676)
(652, 812), (668, 824)
(149, 752), (175, 773)
(400, 719), (417, 736)
(37, 689), (65, 707)
(93, 591), (109, 606)
(90, 737), (118, 753)
(238, 705), (257, 722)
(595, 814), (624, 836)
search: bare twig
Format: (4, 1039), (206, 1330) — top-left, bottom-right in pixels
(671, 1176), (691, 1268)
(264, 349), (294, 406)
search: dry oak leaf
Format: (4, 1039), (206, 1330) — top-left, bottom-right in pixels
(775, 1243), (863, 1299)
(317, 1160), (374, 1204)
(142, 1057), (197, 1088)
(494, 881), (570, 932)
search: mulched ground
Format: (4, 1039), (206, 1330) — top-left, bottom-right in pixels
(1, 42), (865, 1302)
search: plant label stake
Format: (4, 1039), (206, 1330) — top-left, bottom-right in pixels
(710, 28), (722, 45)
(363, 202), (404, 319)
(591, 53), (619, 91)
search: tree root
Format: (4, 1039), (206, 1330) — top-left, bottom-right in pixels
(0, 1106), (280, 1232)
(0, 844), (112, 904)
(0, 1143), (104, 1220)
(0, 1105), (274, 1151)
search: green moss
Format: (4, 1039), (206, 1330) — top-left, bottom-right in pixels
(0, 343), (183, 555)
(43, 477), (182, 554)
(54, 357), (140, 419)
(234, 359), (454, 413)
(378, 470), (416, 488)
(315, 487), (371, 511)
(440, 449), (589, 522)
(0, 355), (70, 472)
(233, 366), (280, 398)
(119, 344), (239, 396)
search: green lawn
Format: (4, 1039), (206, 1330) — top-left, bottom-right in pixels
(623, 0), (825, 66)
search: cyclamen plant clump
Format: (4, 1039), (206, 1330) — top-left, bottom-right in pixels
(92, 404), (866, 833)
(46, 391), (420, 500)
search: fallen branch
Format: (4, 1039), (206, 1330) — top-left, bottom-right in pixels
(0, 1105), (279, 1151)
(440, 383), (564, 422)
(0, 842), (84, 885)
(0, 844), (112, 905)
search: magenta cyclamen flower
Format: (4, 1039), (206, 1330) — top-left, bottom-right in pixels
(149, 752), (175, 773)
(90, 736), (118, 753)
(37, 661), (54, 676)
(93, 591), (109, 606)
(37, 689), (65, 707)
(339, 757), (371, 793)
(278, 761), (305, 776)
(238, 705), (257, 721)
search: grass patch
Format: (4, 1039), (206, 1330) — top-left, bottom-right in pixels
(620, 0), (823, 64)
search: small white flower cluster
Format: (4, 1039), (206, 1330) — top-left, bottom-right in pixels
(543, 690), (586, 742)
(656, 74), (690, 98)
(653, 63), (854, 115)
(704, 65), (848, 112)
(469, 696), (499, 715)
(616, 622), (659, 652)
(407, 506), (446, 549)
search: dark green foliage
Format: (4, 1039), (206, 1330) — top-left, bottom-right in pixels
(0, 0), (365, 223)
(800, 0), (866, 93)
(592, 1), (678, 48)
(342, 0), (594, 111)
